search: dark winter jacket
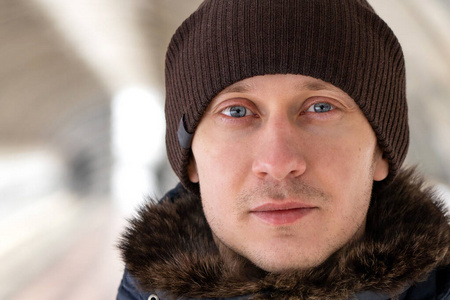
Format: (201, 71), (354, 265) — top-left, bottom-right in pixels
(117, 169), (450, 300)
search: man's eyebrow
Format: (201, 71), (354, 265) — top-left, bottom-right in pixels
(296, 81), (331, 91)
(219, 82), (253, 95)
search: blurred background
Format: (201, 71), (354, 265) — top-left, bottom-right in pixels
(0, 0), (449, 299)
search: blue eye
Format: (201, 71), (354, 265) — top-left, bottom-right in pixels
(307, 102), (334, 113)
(222, 106), (253, 118)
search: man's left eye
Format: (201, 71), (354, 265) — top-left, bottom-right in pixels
(221, 106), (254, 118)
(306, 102), (334, 113)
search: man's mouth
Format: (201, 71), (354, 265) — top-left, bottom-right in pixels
(250, 202), (317, 225)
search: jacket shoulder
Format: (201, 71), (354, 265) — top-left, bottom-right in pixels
(117, 185), (188, 300)
(117, 269), (151, 300)
(399, 265), (450, 300)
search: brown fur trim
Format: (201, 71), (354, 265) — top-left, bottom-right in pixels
(119, 169), (450, 299)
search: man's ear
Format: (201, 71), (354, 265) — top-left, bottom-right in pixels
(373, 153), (389, 182)
(187, 155), (199, 183)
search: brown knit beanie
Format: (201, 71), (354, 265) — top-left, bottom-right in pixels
(165, 0), (409, 193)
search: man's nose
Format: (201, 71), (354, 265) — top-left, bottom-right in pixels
(251, 118), (306, 181)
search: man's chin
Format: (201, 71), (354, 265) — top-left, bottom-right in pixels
(214, 234), (329, 273)
(250, 256), (322, 273)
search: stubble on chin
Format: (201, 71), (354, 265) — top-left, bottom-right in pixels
(207, 179), (331, 271)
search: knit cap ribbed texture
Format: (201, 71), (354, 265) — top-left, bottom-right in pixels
(165, 0), (409, 193)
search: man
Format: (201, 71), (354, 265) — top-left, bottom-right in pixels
(117, 0), (450, 299)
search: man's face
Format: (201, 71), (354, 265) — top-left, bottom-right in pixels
(188, 74), (389, 272)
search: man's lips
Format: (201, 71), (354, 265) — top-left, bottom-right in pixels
(250, 202), (317, 225)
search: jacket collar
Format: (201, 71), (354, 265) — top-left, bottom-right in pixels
(120, 169), (450, 299)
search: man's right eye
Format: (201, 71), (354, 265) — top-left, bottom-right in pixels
(221, 106), (254, 118)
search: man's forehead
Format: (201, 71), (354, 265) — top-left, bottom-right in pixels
(217, 75), (353, 100)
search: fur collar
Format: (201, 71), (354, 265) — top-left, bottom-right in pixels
(120, 169), (450, 299)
